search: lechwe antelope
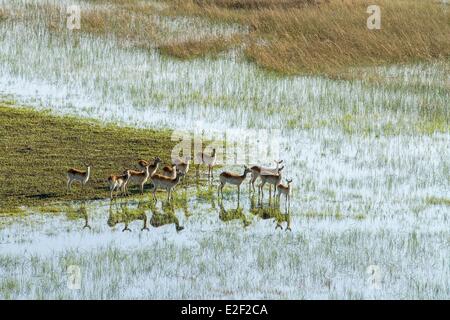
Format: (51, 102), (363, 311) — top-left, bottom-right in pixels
(137, 157), (162, 176)
(277, 179), (293, 210)
(161, 165), (177, 178)
(173, 155), (192, 177)
(125, 163), (151, 195)
(259, 166), (284, 200)
(108, 170), (131, 199)
(150, 170), (185, 202)
(218, 166), (252, 203)
(195, 148), (216, 179)
(250, 160), (283, 192)
(67, 163), (91, 191)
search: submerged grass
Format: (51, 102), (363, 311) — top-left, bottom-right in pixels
(425, 197), (450, 207)
(163, 0), (450, 75)
(6, 0), (449, 76)
(0, 105), (176, 212)
(158, 35), (242, 59)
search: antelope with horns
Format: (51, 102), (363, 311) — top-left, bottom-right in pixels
(277, 178), (293, 211)
(250, 160), (283, 192)
(67, 163), (91, 191)
(195, 148), (216, 179)
(137, 157), (162, 177)
(259, 166), (284, 201)
(218, 166), (252, 203)
(108, 170), (131, 199)
(150, 170), (185, 202)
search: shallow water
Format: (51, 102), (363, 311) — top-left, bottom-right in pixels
(0, 0), (449, 299)
(0, 184), (448, 299)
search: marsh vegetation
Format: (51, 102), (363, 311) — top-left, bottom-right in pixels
(0, 0), (448, 299)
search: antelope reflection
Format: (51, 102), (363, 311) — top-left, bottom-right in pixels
(218, 201), (251, 227)
(150, 201), (184, 232)
(64, 201), (91, 230)
(196, 184), (217, 211)
(107, 199), (149, 232)
(250, 195), (291, 231)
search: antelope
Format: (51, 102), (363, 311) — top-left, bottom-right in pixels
(108, 170), (131, 199)
(150, 170), (185, 202)
(173, 155), (192, 177)
(277, 179), (293, 210)
(137, 157), (162, 177)
(195, 148), (216, 179)
(250, 160), (283, 192)
(67, 163), (91, 191)
(218, 166), (252, 203)
(125, 164), (151, 195)
(161, 165), (177, 179)
(259, 166), (284, 200)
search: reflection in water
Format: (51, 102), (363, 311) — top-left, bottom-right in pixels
(64, 201), (91, 230)
(171, 189), (191, 219)
(250, 195), (291, 231)
(151, 201), (184, 232)
(218, 201), (251, 227)
(195, 184), (217, 211)
(61, 185), (291, 233)
(107, 200), (149, 232)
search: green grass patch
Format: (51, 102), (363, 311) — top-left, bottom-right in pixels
(425, 197), (450, 207)
(0, 105), (177, 213)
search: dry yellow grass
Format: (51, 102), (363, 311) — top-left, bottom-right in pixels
(159, 35), (242, 59)
(38, 1), (236, 53)
(11, 0), (450, 75)
(39, 2), (159, 50)
(163, 0), (450, 75)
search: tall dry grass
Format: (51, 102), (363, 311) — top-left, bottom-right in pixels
(159, 34), (242, 59)
(6, 0), (450, 75)
(164, 0), (450, 75)
(35, 2), (160, 50)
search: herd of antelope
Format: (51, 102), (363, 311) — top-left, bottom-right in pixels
(66, 148), (293, 207)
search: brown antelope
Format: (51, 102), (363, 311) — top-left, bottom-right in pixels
(161, 165), (177, 179)
(195, 148), (216, 179)
(173, 155), (192, 177)
(108, 170), (131, 199)
(250, 160), (283, 192)
(137, 157), (162, 177)
(277, 178), (292, 210)
(150, 171), (185, 202)
(67, 163), (91, 191)
(259, 166), (284, 200)
(125, 164), (151, 195)
(218, 166), (252, 202)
